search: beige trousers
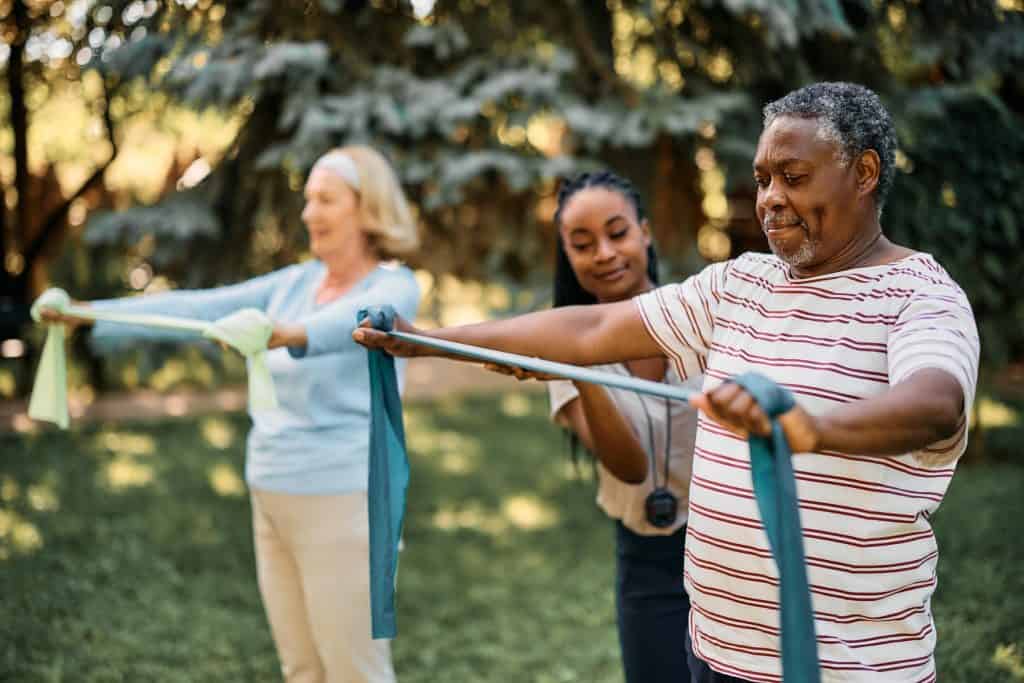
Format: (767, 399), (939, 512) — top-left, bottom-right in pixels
(251, 488), (395, 683)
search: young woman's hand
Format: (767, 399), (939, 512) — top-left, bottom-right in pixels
(481, 362), (563, 382)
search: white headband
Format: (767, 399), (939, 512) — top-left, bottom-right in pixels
(312, 152), (361, 190)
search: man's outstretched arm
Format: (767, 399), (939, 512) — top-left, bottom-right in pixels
(352, 300), (663, 367)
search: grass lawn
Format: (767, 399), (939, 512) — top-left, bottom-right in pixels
(2, 392), (1022, 682)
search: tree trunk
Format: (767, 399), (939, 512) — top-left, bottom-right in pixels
(10, 0), (31, 247)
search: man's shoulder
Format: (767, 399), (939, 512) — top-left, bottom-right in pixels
(887, 252), (967, 297)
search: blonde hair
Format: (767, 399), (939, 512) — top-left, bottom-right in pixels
(325, 145), (420, 259)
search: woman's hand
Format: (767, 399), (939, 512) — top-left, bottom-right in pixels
(267, 323), (307, 350)
(481, 362), (562, 382)
(352, 314), (432, 358)
(689, 380), (822, 453)
(37, 301), (93, 335)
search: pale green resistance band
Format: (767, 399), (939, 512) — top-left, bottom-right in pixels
(28, 288), (278, 428)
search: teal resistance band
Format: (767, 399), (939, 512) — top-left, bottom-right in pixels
(360, 306), (821, 683)
(358, 306), (410, 640)
(733, 374), (821, 683)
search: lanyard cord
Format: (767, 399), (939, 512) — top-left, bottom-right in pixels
(637, 392), (672, 489)
(664, 397), (672, 486)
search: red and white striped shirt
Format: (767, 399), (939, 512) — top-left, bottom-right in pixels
(635, 251), (979, 683)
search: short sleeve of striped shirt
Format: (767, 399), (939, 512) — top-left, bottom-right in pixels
(634, 259), (731, 380)
(888, 265), (980, 464)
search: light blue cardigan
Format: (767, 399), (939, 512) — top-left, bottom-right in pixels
(91, 261), (420, 494)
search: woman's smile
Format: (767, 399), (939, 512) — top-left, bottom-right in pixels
(594, 265), (629, 282)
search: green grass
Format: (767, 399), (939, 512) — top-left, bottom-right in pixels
(1, 393), (1022, 682)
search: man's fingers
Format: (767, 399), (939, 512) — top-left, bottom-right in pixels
(352, 328), (387, 346)
(749, 405), (771, 436)
(392, 315), (416, 334)
(707, 382), (742, 413)
(725, 390), (757, 427)
(701, 381), (773, 437)
(690, 392), (748, 439)
(352, 327), (426, 358)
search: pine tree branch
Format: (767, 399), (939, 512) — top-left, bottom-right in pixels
(559, 0), (637, 104)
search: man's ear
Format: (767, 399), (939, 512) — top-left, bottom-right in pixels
(855, 149), (881, 198)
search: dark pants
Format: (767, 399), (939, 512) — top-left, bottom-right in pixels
(615, 521), (690, 683)
(685, 628), (755, 683)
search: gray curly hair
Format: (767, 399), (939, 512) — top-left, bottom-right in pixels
(763, 82), (897, 214)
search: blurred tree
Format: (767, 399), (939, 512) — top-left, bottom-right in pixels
(5, 0), (1024, 390)
(79, 0), (755, 287)
(0, 0), (241, 394)
(0, 0), (128, 346)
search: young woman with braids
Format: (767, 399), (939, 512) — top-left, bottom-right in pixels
(490, 172), (701, 683)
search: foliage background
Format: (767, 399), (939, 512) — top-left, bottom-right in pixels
(2, 1), (1023, 389)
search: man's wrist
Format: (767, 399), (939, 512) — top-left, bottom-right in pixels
(809, 412), (832, 452)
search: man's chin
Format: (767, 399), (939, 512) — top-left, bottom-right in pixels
(769, 241), (817, 268)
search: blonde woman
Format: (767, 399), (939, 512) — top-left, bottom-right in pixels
(44, 145), (421, 682)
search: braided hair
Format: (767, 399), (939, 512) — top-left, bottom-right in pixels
(553, 171), (659, 308)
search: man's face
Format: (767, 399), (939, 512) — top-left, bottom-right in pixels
(753, 116), (863, 274)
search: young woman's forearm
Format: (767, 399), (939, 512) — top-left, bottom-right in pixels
(572, 382), (648, 484)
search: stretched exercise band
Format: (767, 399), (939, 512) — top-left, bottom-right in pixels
(732, 374), (820, 683)
(360, 305), (820, 682)
(29, 287), (278, 428)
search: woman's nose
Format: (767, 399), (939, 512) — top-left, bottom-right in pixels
(595, 238), (616, 261)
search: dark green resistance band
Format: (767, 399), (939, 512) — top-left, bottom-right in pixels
(358, 306), (820, 683)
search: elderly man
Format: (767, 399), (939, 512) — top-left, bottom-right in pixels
(355, 82), (979, 682)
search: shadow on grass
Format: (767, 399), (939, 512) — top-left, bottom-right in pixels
(1, 392), (1021, 682)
